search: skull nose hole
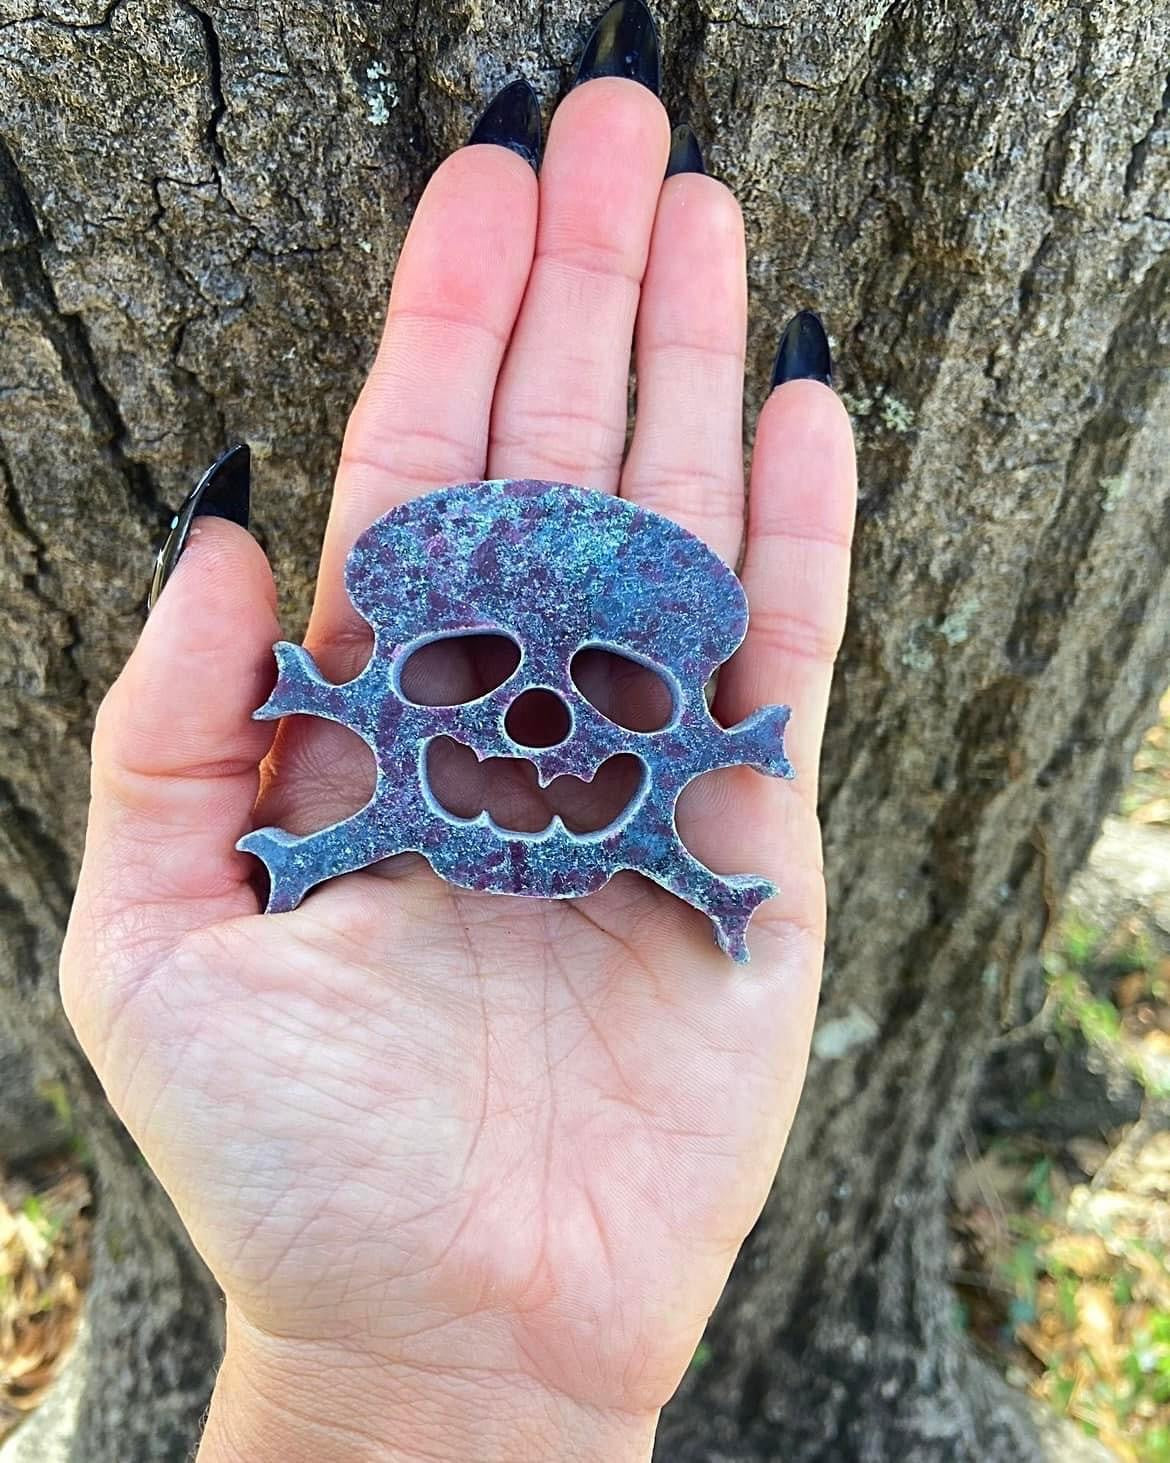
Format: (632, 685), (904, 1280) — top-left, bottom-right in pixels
(504, 688), (572, 749)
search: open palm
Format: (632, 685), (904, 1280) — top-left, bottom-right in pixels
(61, 70), (854, 1460)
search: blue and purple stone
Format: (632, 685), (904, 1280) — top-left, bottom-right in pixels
(238, 479), (794, 962)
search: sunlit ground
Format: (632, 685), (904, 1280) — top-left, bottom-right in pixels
(953, 689), (1170, 1461)
(0, 1160), (90, 1439)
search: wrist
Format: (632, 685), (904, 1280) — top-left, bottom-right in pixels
(197, 1309), (659, 1463)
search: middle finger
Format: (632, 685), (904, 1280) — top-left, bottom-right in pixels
(487, 77), (670, 490)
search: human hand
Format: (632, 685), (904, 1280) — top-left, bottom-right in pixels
(60, 5), (856, 1459)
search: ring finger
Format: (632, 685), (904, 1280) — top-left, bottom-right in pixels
(621, 146), (747, 565)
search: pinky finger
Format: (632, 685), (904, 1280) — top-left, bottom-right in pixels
(714, 369), (856, 799)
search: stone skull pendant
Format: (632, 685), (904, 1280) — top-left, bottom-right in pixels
(238, 479), (794, 961)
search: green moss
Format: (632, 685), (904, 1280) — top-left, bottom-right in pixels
(878, 393), (916, 433)
(840, 386), (917, 433)
(689, 1339), (713, 1372)
(840, 391), (873, 418)
(901, 628), (936, 672)
(1099, 475), (1129, 513)
(939, 598), (981, 646)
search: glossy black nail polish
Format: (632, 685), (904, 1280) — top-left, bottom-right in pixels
(665, 123), (704, 178)
(467, 78), (542, 170)
(147, 443), (251, 612)
(771, 310), (833, 389)
(575, 0), (660, 94)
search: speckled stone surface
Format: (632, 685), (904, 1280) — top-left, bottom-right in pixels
(238, 479), (794, 961)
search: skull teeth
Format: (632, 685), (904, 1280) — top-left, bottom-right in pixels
(424, 737), (645, 836)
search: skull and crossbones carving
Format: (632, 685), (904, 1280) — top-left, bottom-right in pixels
(238, 479), (793, 961)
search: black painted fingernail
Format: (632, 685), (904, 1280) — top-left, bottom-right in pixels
(575, 0), (660, 93)
(771, 310), (833, 389)
(665, 123), (704, 178)
(467, 79), (541, 170)
(147, 443), (251, 612)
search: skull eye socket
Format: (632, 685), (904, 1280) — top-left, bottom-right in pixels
(569, 646), (676, 733)
(398, 632), (521, 707)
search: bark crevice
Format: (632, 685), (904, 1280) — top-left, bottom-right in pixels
(176, 0), (229, 168)
(0, 137), (170, 531)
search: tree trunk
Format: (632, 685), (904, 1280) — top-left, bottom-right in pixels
(1, 1), (1167, 1458)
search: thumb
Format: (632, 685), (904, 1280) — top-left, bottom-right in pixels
(64, 478), (280, 1007)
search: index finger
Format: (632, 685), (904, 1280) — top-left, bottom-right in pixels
(308, 134), (539, 675)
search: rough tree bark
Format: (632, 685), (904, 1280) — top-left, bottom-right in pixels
(1, 0), (1167, 1458)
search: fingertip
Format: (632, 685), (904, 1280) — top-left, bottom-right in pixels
(754, 379), (857, 542)
(409, 143), (538, 267)
(136, 519), (281, 721)
(761, 376), (853, 441)
(643, 171), (746, 310)
(146, 516), (277, 636)
(653, 171), (746, 281)
(660, 166), (742, 219)
(385, 142), (539, 332)
(545, 74), (670, 183)
(436, 134), (539, 202)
